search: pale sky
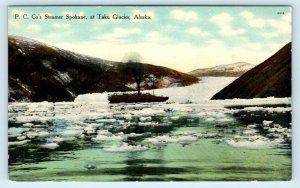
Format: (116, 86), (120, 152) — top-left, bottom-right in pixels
(8, 6), (291, 72)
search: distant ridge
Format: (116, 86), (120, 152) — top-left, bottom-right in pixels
(8, 35), (198, 102)
(212, 42), (291, 99)
(189, 62), (255, 77)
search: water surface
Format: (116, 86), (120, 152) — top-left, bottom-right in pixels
(8, 77), (291, 181)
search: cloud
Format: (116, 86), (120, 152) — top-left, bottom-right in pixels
(267, 42), (283, 51)
(8, 20), (20, 29)
(219, 27), (245, 37)
(50, 37), (282, 73)
(100, 28), (141, 42)
(63, 11), (74, 16)
(240, 11), (265, 28)
(186, 27), (211, 37)
(170, 9), (198, 22)
(210, 13), (245, 37)
(145, 31), (170, 43)
(45, 33), (59, 40)
(210, 13), (232, 27)
(52, 23), (71, 29)
(259, 12), (291, 39)
(259, 31), (280, 39)
(45, 30), (73, 41)
(267, 12), (291, 34)
(26, 24), (42, 32)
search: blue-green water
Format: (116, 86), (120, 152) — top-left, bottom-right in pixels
(8, 99), (291, 181)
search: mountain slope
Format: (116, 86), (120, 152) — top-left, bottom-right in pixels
(9, 35), (198, 102)
(189, 62), (255, 77)
(211, 42), (291, 100)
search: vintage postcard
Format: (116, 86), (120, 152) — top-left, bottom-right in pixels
(8, 6), (291, 181)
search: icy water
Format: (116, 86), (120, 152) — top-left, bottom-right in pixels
(8, 77), (292, 181)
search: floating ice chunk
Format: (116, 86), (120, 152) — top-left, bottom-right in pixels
(47, 136), (65, 143)
(226, 139), (271, 148)
(123, 114), (132, 120)
(138, 122), (159, 126)
(15, 115), (50, 123)
(37, 131), (49, 137)
(9, 140), (30, 146)
(247, 124), (257, 129)
(34, 124), (48, 128)
(17, 136), (27, 141)
(132, 108), (165, 116)
(218, 118), (232, 122)
(139, 116), (152, 122)
(47, 136), (76, 143)
(96, 119), (117, 123)
(26, 131), (49, 139)
(27, 102), (52, 112)
(146, 135), (198, 145)
(225, 135), (283, 148)
(92, 135), (123, 141)
(177, 135), (198, 142)
(8, 127), (27, 135)
(263, 120), (273, 126)
(103, 143), (148, 152)
(269, 126), (287, 134)
(84, 125), (95, 133)
(224, 97), (291, 107)
(242, 106), (291, 113)
(273, 124), (281, 128)
(8, 134), (22, 138)
(199, 133), (223, 139)
(170, 116), (180, 120)
(40, 143), (59, 150)
(23, 123), (34, 127)
(266, 133), (281, 138)
(243, 129), (258, 135)
(84, 164), (96, 170)
(283, 132), (292, 139)
(126, 133), (143, 137)
(205, 117), (215, 122)
(62, 130), (83, 137)
(26, 132), (37, 139)
(97, 130), (112, 135)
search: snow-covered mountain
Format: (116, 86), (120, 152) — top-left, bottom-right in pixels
(9, 35), (198, 102)
(189, 62), (255, 77)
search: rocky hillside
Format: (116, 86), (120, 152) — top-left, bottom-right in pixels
(189, 62), (255, 77)
(9, 35), (198, 102)
(212, 42), (291, 100)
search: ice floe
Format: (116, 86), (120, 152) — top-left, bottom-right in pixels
(62, 130), (83, 137)
(242, 107), (291, 113)
(146, 134), (198, 145)
(92, 134), (123, 141)
(103, 143), (148, 152)
(263, 120), (273, 126)
(40, 143), (59, 150)
(225, 135), (284, 148)
(9, 140), (30, 146)
(8, 127), (27, 135)
(8, 77), (291, 153)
